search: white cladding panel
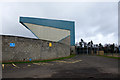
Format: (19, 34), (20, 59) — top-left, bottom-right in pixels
(24, 23), (70, 42)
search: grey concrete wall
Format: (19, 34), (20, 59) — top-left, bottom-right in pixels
(2, 35), (70, 62)
(70, 46), (76, 54)
(59, 36), (75, 54)
(59, 36), (70, 46)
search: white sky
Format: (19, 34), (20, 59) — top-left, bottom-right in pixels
(0, 0), (119, 45)
(0, 0), (119, 2)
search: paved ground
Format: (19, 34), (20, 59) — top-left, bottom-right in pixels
(2, 55), (120, 78)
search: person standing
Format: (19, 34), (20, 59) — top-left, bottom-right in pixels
(119, 45), (120, 55)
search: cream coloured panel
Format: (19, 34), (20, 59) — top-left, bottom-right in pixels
(24, 23), (70, 42)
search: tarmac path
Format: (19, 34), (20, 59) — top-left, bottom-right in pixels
(2, 55), (120, 78)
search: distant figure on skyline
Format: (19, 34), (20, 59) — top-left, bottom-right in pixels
(119, 45), (120, 54)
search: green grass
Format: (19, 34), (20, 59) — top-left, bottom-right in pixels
(1, 54), (76, 64)
(97, 55), (120, 59)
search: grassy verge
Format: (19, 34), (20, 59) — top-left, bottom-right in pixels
(97, 55), (120, 59)
(1, 54), (76, 64)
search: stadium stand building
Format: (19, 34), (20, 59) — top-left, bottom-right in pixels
(1, 17), (75, 62)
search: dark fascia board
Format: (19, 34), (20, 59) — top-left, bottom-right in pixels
(19, 17), (75, 46)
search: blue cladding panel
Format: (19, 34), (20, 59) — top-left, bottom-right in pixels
(20, 17), (75, 46)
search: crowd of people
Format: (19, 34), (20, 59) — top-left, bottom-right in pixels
(75, 39), (119, 54)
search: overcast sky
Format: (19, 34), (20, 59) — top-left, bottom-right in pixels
(0, 2), (118, 45)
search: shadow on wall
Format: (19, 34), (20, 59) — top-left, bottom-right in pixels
(70, 46), (76, 54)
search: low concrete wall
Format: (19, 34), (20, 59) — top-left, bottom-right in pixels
(2, 35), (70, 62)
(59, 36), (70, 46)
(70, 46), (76, 54)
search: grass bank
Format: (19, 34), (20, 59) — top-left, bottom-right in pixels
(97, 55), (120, 59)
(1, 54), (76, 64)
